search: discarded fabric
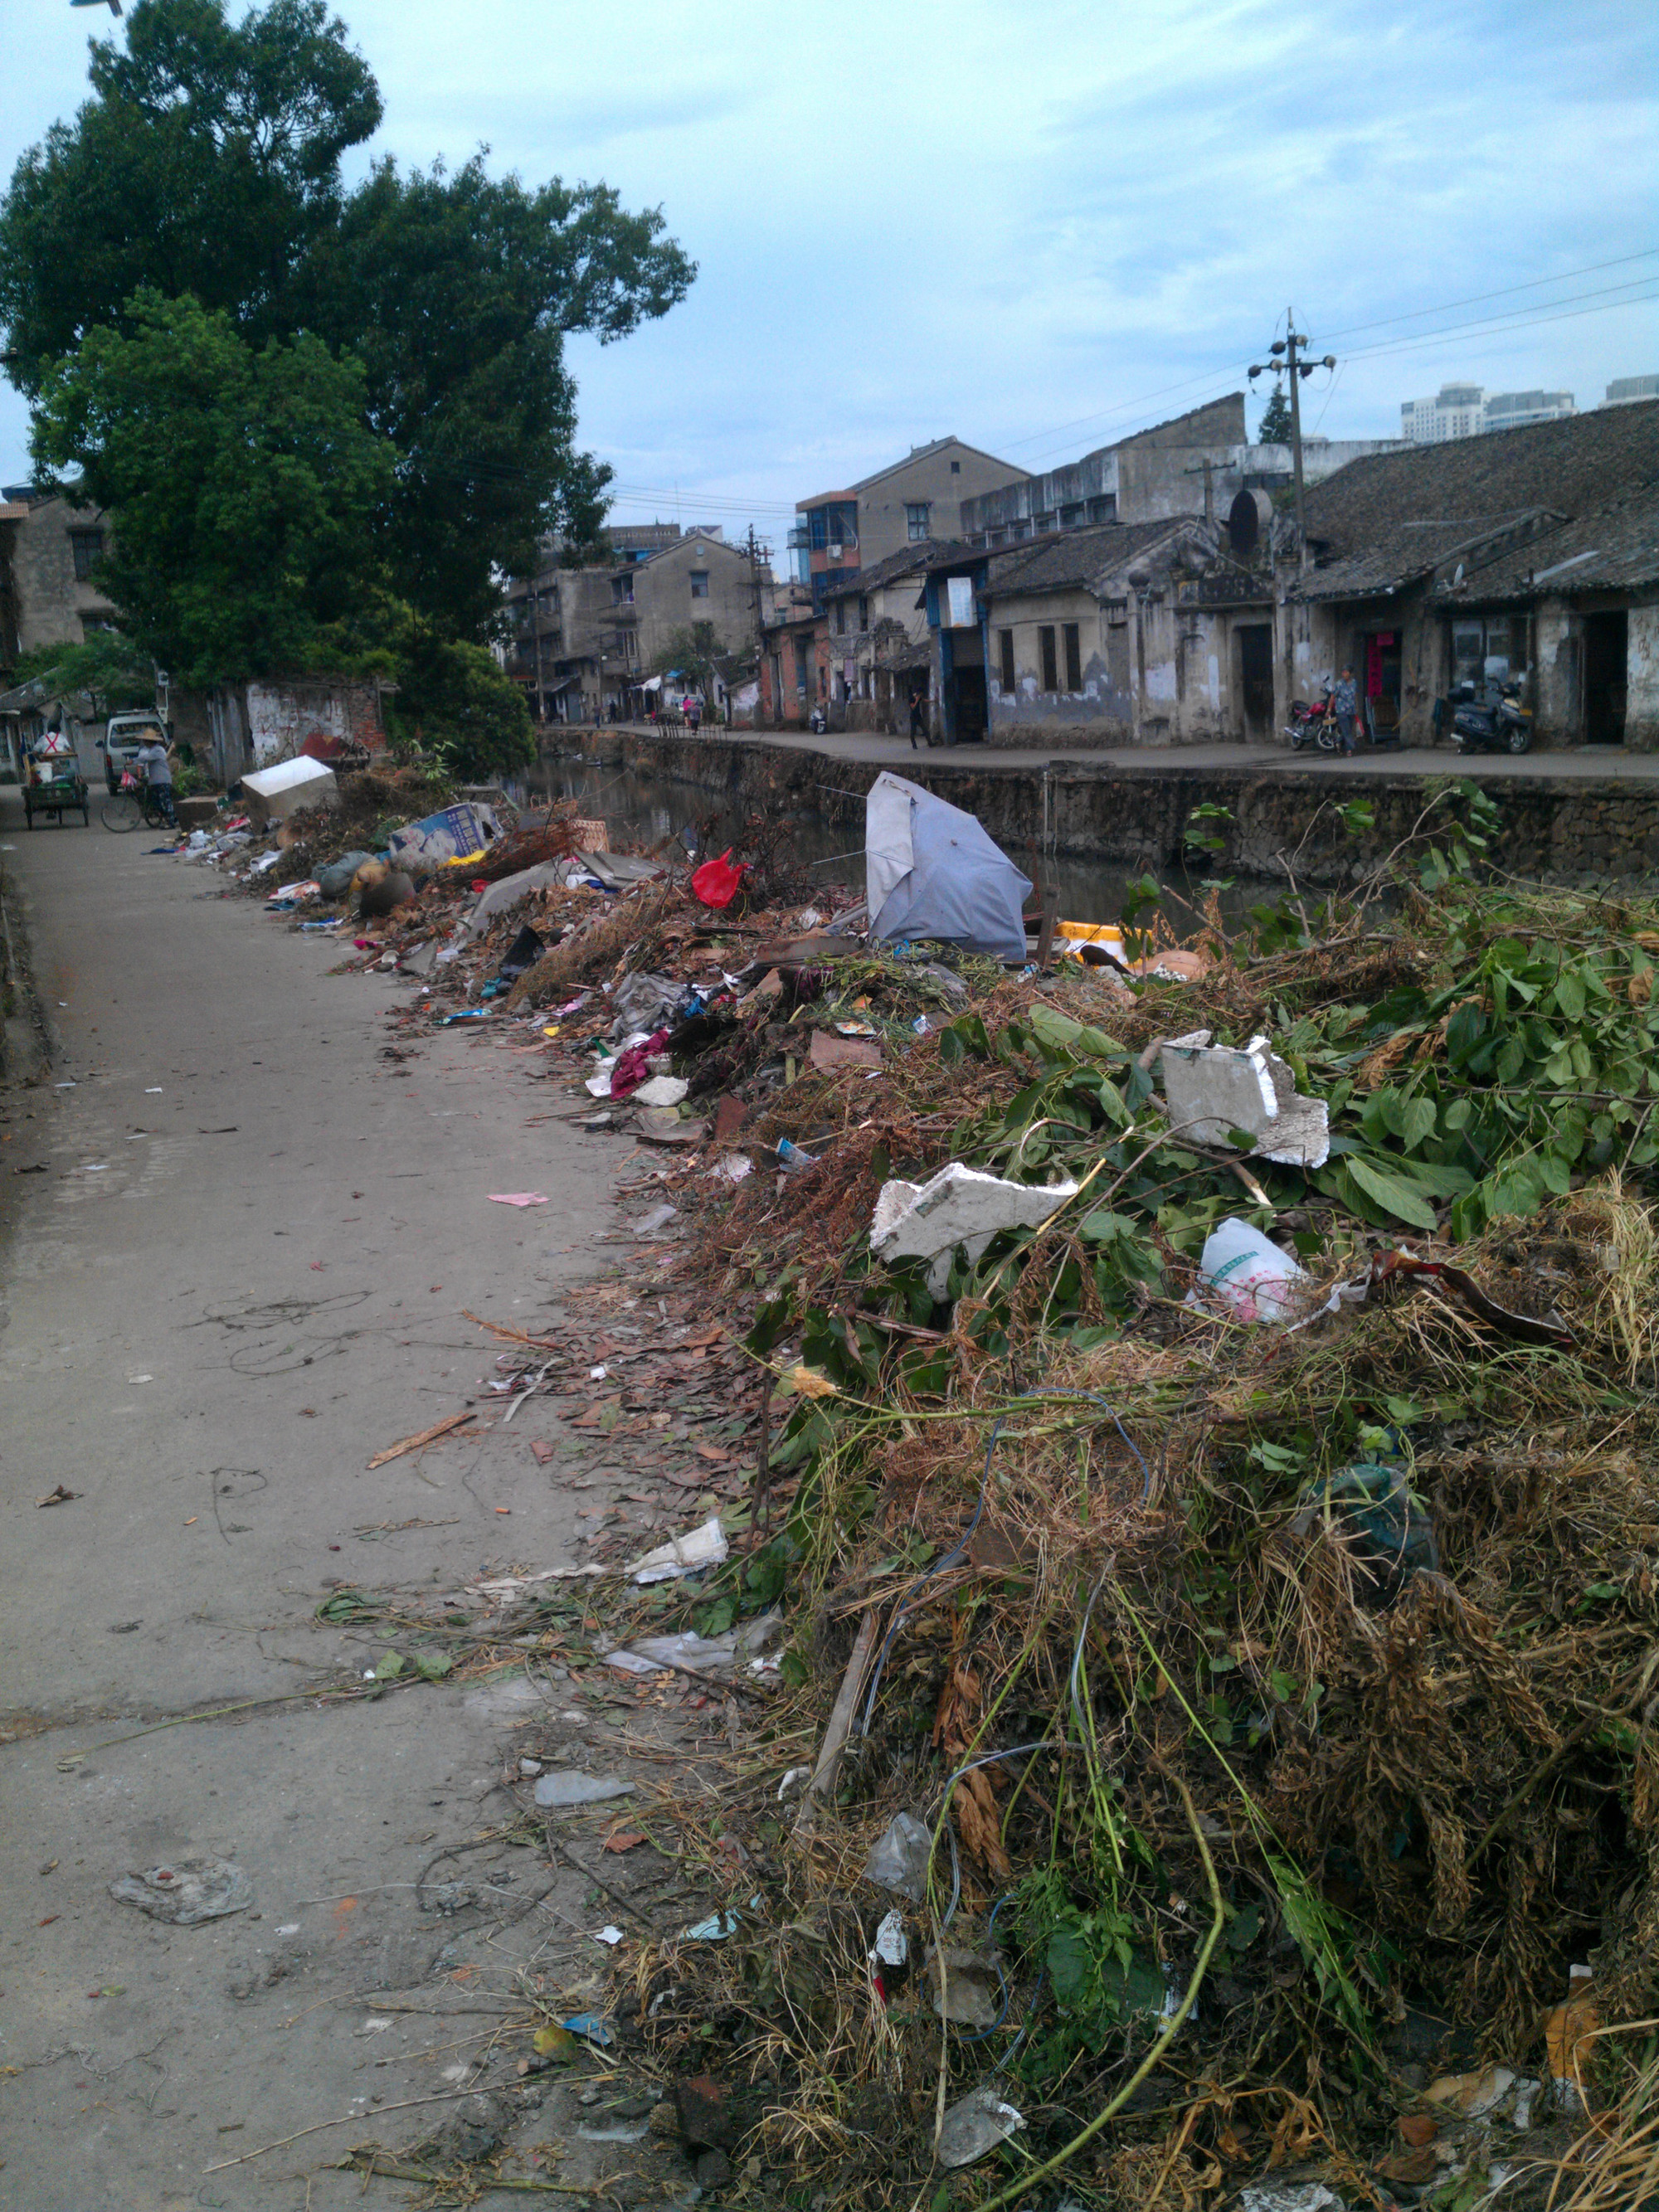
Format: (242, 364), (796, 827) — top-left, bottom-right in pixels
(865, 773), (1031, 962)
(109, 1856), (253, 1925)
(489, 1192), (549, 1208)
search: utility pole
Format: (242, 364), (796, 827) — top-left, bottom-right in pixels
(745, 525), (769, 650)
(1248, 310), (1335, 572)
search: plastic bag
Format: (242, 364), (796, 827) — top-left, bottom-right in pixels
(691, 848), (747, 909)
(1199, 1218), (1306, 1324)
(862, 1811), (932, 1901)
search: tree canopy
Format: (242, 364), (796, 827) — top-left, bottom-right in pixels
(31, 289), (392, 688)
(1, 0), (695, 655)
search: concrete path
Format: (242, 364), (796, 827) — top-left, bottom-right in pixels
(0, 800), (680, 2208)
(579, 721), (1657, 781)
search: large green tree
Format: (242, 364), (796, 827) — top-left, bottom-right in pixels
(0, 0), (694, 643)
(31, 289), (392, 687)
(0, 0), (379, 378)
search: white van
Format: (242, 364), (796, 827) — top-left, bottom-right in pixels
(99, 709), (168, 795)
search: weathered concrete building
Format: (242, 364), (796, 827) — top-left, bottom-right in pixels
(959, 397), (1404, 543)
(922, 520), (1275, 747)
(506, 527), (763, 722)
(792, 438), (1024, 612)
(817, 542), (954, 734)
(1289, 399), (1659, 749)
(0, 490), (119, 664)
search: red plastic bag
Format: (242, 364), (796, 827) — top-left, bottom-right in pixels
(691, 848), (747, 910)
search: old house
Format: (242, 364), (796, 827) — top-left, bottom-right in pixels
(792, 438), (1024, 614)
(819, 542), (953, 733)
(0, 489), (119, 665)
(1289, 400), (1659, 747)
(920, 519), (1274, 747)
(758, 589), (824, 729)
(506, 526), (764, 722)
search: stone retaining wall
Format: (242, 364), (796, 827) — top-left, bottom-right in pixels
(552, 729), (1659, 888)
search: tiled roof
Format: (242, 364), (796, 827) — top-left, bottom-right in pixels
(1427, 483), (1659, 603)
(989, 517), (1194, 595)
(1296, 401), (1659, 600)
(821, 539), (961, 596)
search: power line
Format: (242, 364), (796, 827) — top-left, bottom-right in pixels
(1317, 246), (1659, 344)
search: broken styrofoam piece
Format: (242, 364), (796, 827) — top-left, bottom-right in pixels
(870, 1164), (1078, 1296)
(1238, 2187), (1346, 2212)
(935, 2084), (1026, 2169)
(626, 1515), (728, 1584)
(631, 1075), (688, 1109)
(870, 1909), (907, 1969)
(1158, 1030), (1330, 1169)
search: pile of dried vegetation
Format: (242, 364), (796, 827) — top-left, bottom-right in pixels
(601, 789), (1659, 2210)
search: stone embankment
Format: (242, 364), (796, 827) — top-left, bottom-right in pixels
(556, 727), (1659, 887)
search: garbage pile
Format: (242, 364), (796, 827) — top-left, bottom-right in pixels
(179, 761), (1659, 2207)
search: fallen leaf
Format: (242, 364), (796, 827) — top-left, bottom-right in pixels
(601, 1831), (647, 1855)
(36, 1485), (78, 1508)
(529, 1441), (557, 1465)
(533, 2024), (577, 2061)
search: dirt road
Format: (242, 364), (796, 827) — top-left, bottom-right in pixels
(0, 805), (696, 2208)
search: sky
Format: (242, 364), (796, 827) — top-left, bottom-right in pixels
(3, 0), (1657, 553)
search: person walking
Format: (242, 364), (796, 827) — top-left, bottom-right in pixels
(1332, 667), (1360, 756)
(907, 690), (927, 749)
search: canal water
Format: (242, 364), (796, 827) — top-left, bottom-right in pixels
(507, 755), (1288, 928)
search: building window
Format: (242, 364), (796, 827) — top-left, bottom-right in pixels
(1034, 512), (1056, 535)
(950, 459), (961, 474)
(834, 600), (848, 635)
(858, 596), (868, 630)
(1087, 496), (1116, 523)
(1063, 623), (1082, 692)
(998, 630), (1015, 692)
(1059, 504), (1084, 530)
(1039, 626), (1058, 693)
(689, 569), (709, 599)
(611, 576), (634, 605)
(906, 503), (931, 542)
(70, 527), (104, 581)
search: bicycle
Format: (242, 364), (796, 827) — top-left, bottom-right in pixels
(101, 771), (175, 834)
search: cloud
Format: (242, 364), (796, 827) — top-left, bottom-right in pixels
(2, 0), (1655, 540)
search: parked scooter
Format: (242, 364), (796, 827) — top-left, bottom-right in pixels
(1444, 678), (1532, 756)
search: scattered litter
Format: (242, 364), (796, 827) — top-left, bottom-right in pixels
(561, 2013), (615, 2047)
(1238, 2187), (1345, 2212)
(862, 1811), (932, 1901)
(776, 1138), (817, 1175)
(865, 773), (1031, 962)
(532, 1771), (636, 1807)
(632, 1074), (689, 1108)
(626, 1516), (729, 1584)
(593, 1925), (625, 1947)
(488, 1191), (549, 1208)
(870, 1910), (907, 1969)
(1197, 1217), (1307, 1324)
(109, 1857), (253, 1926)
(36, 1485), (78, 1507)
(1545, 1966), (1598, 2112)
(632, 1203), (679, 1237)
(711, 1154), (752, 1184)
(934, 2083), (1026, 2169)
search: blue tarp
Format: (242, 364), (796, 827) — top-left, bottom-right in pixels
(864, 772), (1031, 963)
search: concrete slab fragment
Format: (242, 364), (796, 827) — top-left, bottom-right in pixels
(871, 1163), (1078, 1296)
(1159, 1030), (1330, 1169)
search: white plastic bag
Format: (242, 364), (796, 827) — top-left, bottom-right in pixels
(1199, 1218), (1306, 1324)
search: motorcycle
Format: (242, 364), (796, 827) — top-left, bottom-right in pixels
(1286, 689), (1402, 756)
(1285, 690), (1340, 751)
(1446, 678), (1532, 756)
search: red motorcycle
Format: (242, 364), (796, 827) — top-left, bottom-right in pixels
(1285, 689), (1340, 751)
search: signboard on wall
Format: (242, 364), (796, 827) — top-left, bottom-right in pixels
(946, 576), (975, 628)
